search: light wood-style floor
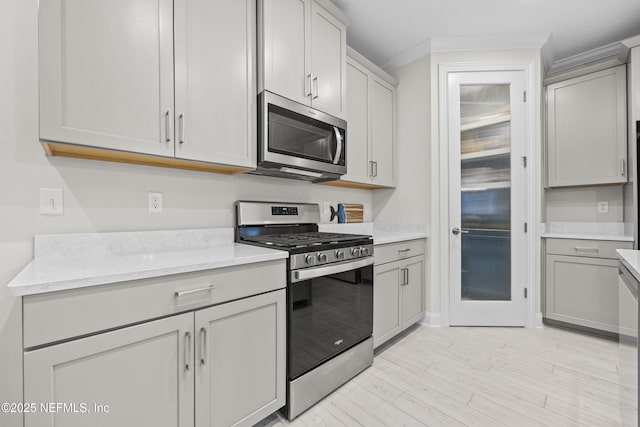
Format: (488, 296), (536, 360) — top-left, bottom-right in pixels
(257, 325), (638, 426)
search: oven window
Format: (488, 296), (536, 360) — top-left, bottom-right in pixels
(288, 264), (373, 380)
(268, 105), (345, 166)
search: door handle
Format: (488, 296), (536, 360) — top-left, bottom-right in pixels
(165, 110), (172, 142)
(184, 331), (192, 371)
(306, 74), (313, 97)
(373, 161), (378, 177)
(452, 227), (469, 235)
(312, 76), (319, 99)
(200, 327), (207, 365)
(178, 113), (185, 144)
(400, 268), (409, 286)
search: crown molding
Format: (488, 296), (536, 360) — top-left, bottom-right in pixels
(347, 46), (399, 87)
(429, 33), (550, 53)
(379, 39), (431, 71)
(380, 33), (550, 71)
(546, 41), (624, 75)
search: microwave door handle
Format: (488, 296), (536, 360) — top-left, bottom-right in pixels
(332, 127), (343, 165)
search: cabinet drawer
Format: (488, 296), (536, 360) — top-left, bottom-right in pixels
(375, 239), (425, 266)
(545, 238), (632, 259)
(23, 260), (285, 348)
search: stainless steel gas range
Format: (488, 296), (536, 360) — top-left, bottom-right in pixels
(235, 201), (374, 420)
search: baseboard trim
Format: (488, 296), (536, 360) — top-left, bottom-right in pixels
(534, 312), (544, 328)
(420, 312), (441, 327)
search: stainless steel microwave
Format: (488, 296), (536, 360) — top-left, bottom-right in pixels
(251, 91), (347, 182)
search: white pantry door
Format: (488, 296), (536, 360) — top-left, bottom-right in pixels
(447, 70), (527, 326)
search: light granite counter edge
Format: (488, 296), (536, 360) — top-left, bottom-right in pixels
(8, 246), (288, 297)
(617, 249), (640, 283)
(541, 233), (634, 242)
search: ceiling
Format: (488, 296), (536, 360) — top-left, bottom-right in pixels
(331, 0), (640, 69)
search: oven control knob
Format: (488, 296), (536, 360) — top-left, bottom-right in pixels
(335, 250), (345, 260)
(361, 247), (370, 256)
(351, 247), (362, 257)
(317, 253), (328, 263)
(305, 254), (316, 265)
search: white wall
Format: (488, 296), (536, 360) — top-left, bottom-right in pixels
(0, 1), (372, 422)
(545, 186), (625, 222)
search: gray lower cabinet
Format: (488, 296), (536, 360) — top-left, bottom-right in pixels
(24, 313), (195, 427)
(544, 238), (633, 334)
(374, 239), (425, 348)
(23, 262), (286, 427)
(195, 291), (286, 427)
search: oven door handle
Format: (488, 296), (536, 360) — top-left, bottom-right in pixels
(291, 257), (374, 283)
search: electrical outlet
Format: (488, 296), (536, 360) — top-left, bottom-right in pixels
(148, 192), (163, 213)
(40, 188), (64, 215)
(597, 201), (609, 214)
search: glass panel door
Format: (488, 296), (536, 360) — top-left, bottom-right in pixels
(448, 70), (527, 326)
(460, 84), (511, 301)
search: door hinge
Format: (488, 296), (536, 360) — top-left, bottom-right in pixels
(524, 223), (528, 233)
(521, 156), (527, 168)
(524, 288), (528, 298)
(523, 91), (527, 102)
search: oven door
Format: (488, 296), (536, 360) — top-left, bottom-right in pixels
(260, 91), (347, 175)
(288, 257), (374, 380)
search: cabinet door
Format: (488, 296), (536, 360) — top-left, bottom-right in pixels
(402, 256), (425, 329)
(39, 0), (175, 156)
(370, 78), (395, 187)
(618, 271), (638, 337)
(261, 0), (311, 106)
(547, 65), (627, 187)
(545, 254), (620, 333)
(310, 1), (346, 118)
(174, 0), (256, 168)
(24, 314), (194, 427)
(373, 261), (402, 348)
(341, 60), (371, 184)
(195, 290), (286, 427)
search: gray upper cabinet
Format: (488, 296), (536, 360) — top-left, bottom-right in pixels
(174, 0), (256, 168)
(259, 0), (347, 119)
(39, 0), (257, 172)
(39, 0), (175, 156)
(546, 65), (627, 187)
(337, 50), (396, 189)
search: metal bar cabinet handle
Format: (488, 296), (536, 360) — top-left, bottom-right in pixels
(200, 327), (207, 365)
(174, 285), (215, 298)
(184, 331), (192, 371)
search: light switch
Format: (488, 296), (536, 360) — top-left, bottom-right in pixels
(40, 188), (64, 215)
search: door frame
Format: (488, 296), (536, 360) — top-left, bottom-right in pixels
(438, 61), (539, 328)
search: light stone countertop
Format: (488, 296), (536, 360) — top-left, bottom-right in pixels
(318, 223), (428, 245)
(617, 249), (640, 283)
(541, 222), (634, 242)
(8, 228), (288, 297)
